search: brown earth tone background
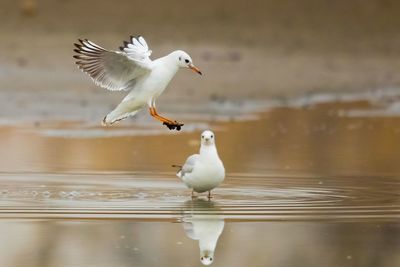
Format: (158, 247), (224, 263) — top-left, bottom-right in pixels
(1, 0), (400, 106)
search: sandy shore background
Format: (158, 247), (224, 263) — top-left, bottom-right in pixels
(1, 0), (400, 121)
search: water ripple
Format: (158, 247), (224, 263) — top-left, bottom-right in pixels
(0, 172), (398, 222)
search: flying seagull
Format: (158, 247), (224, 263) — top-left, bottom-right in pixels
(173, 130), (225, 198)
(73, 36), (202, 130)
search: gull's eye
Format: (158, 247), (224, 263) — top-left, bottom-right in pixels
(185, 59), (189, 63)
(179, 56), (181, 61)
(210, 258), (213, 261)
(201, 257), (204, 261)
(211, 135), (214, 138)
(201, 136), (204, 139)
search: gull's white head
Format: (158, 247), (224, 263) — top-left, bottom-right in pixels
(171, 50), (202, 75)
(201, 130), (215, 146)
(200, 253), (214, 265)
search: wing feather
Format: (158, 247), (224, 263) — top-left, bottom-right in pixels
(119, 35), (152, 62)
(180, 154), (200, 177)
(73, 38), (152, 91)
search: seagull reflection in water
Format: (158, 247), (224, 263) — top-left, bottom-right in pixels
(181, 199), (225, 265)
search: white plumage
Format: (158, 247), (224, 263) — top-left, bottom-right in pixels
(176, 130), (225, 198)
(73, 35), (202, 130)
(182, 199), (225, 265)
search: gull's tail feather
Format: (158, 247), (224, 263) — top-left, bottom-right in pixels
(102, 114), (129, 126)
(102, 109), (140, 126)
(171, 164), (182, 168)
(102, 100), (144, 126)
(171, 165), (183, 178)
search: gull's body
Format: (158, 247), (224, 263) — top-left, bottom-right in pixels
(109, 53), (179, 123)
(175, 131), (225, 197)
(73, 36), (201, 130)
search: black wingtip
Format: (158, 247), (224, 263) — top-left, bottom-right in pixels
(171, 164), (182, 168)
(120, 41), (129, 51)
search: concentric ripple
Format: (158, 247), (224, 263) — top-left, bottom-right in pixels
(0, 172), (398, 222)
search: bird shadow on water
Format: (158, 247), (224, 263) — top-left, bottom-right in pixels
(180, 199), (224, 266)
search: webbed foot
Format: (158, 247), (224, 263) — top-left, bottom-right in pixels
(163, 121), (184, 131)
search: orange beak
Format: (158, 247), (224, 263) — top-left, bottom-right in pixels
(189, 65), (202, 75)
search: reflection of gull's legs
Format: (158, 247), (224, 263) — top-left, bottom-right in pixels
(191, 189), (196, 198)
(207, 191), (212, 199)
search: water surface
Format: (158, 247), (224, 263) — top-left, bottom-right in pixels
(0, 98), (399, 266)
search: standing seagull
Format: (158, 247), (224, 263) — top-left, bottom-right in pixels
(173, 130), (225, 198)
(73, 36), (202, 130)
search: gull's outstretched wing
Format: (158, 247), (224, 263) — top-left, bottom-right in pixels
(119, 35), (152, 63)
(73, 37), (152, 91)
(180, 154), (200, 177)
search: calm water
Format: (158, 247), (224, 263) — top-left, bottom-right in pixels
(0, 99), (399, 266)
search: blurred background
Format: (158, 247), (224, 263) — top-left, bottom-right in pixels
(1, 0), (400, 175)
(2, 0), (400, 101)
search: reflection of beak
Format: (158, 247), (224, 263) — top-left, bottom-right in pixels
(189, 64), (202, 75)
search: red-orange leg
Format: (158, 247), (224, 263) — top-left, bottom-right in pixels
(149, 107), (175, 124)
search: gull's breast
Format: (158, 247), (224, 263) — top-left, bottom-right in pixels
(143, 64), (178, 96)
(184, 162), (225, 193)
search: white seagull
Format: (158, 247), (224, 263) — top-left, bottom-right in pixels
(173, 130), (225, 198)
(73, 35), (202, 131)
